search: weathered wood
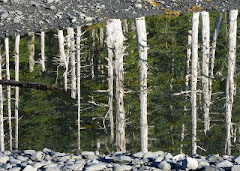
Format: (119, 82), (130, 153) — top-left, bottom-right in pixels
(191, 12), (200, 155)
(225, 10), (238, 155)
(41, 31), (46, 72)
(14, 35), (20, 150)
(135, 16), (148, 153)
(0, 47), (4, 152)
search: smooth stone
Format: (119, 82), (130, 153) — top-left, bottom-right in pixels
(187, 157), (198, 170)
(173, 153), (185, 161)
(153, 151), (165, 157)
(155, 156), (164, 162)
(71, 155), (82, 160)
(43, 148), (53, 155)
(133, 152), (144, 158)
(22, 165), (37, 171)
(65, 163), (84, 170)
(17, 156), (27, 162)
(164, 153), (173, 160)
(9, 167), (21, 171)
(204, 166), (225, 171)
(24, 150), (35, 155)
(3, 163), (12, 169)
(158, 161), (171, 171)
(132, 158), (144, 165)
(234, 155), (240, 164)
(118, 155), (132, 162)
(114, 165), (132, 171)
(207, 154), (222, 162)
(44, 163), (58, 168)
(216, 160), (233, 168)
(197, 159), (210, 169)
(85, 17), (93, 22)
(3, 151), (11, 155)
(54, 152), (66, 157)
(0, 154), (9, 164)
(82, 151), (95, 156)
(232, 165), (240, 171)
(135, 3), (142, 9)
(32, 162), (45, 169)
(9, 157), (21, 164)
(31, 151), (43, 161)
(45, 167), (61, 171)
(143, 152), (158, 159)
(85, 163), (106, 171)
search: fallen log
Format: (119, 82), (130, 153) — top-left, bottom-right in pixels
(0, 80), (62, 91)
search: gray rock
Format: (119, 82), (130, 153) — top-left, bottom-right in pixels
(24, 150), (36, 155)
(118, 155), (132, 163)
(85, 163), (106, 171)
(216, 160), (233, 168)
(135, 3), (142, 9)
(204, 166), (225, 171)
(143, 152), (157, 159)
(22, 165), (37, 171)
(32, 162), (45, 169)
(197, 159), (210, 169)
(114, 165), (132, 171)
(232, 165), (240, 171)
(207, 154), (222, 162)
(164, 153), (173, 160)
(44, 167), (61, 171)
(65, 163), (84, 170)
(234, 155), (240, 164)
(158, 161), (171, 171)
(17, 155), (27, 162)
(0, 154), (9, 164)
(43, 148), (53, 155)
(31, 151), (43, 161)
(0, 0), (7, 3)
(133, 152), (144, 158)
(182, 157), (198, 170)
(173, 153), (185, 161)
(9, 167), (21, 171)
(9, 156), (21, 164)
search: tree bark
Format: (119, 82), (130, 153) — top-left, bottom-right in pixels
(28, 32), (35, 72)
(225, 10), (238, 156)
(58, 30), (68, 91)
(67, 28), (76, 99)
(15, 35), (20, 150)
(191, 12), (200, 155)
(41, 31), (46, 72)
(201, 11), (210, 134)
(106, 19), (115, 143)
(91, 29), (95, 79)
(5, 37), (12, 151)
(76, 26), (81, 151)
(0, 47), (4, 152)
(108, 19), (126, 152)
(135, 16), (148, 153)
(181, 30), (192, 154)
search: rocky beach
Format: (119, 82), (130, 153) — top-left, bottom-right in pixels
(0, 0), (240, 37)
(0, 148), (238, 170)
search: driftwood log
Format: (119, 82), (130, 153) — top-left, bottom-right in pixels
(0, 80), (62, 91)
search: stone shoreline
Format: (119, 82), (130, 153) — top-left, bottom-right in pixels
(0, 148), (240, 170)
(0, 0), (240, 37)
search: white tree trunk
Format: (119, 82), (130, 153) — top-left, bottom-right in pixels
(135, 17), (148, 153)
(181, 30), (192, 154)
(5, 37), (12, 151)
(67, 28), (76, 99)
(106, 20), (115, 143)
(0, 47), (4, 152)
(107, 19), (126, 152)
(209, 14), (222, 102)
(201, 11), (210, 134)
(41, 31), (46, 72)
(15, 35), (20, 150)
(99, 27), (104, 46)
(225, 10), (238, 155)
(191, 12), (200, 155)
(76, 26), (81, 151)
(58, 30), (68, 91)
(28, 32), (35, 72)
(91, 29), (95, 79)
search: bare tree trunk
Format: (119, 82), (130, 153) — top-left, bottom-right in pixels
(201, 11), (210, 134)
(28, 32), (35, 72)
(41, 31), (46, 72)
(135, 17), (148, 153)
(191, 12), (200, 155)
(0, 47), (4, 152)
(67, 28), (76, 99)
(122, 19), (129, 34)
(76, 26), (81, 151)
(5, 37), (12, 151)
(14, 35), (20, 150)
(91, 29), (95, 79)
(106, 20), (115, 143)
(108, 19), (126, 152)
(209, 14), (222, 103)
(58, 30), (68, 91)
(181, 30), (192, 154)
(99, 27), (104, 46)
(225, 10), (238, 156)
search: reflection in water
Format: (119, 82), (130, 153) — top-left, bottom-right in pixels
(0, 13), (239, 156)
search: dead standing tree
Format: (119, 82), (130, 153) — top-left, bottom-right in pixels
(225, 10), (238, 156)
(0, 46), (4, 152)
(135, 16), (148, 153)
